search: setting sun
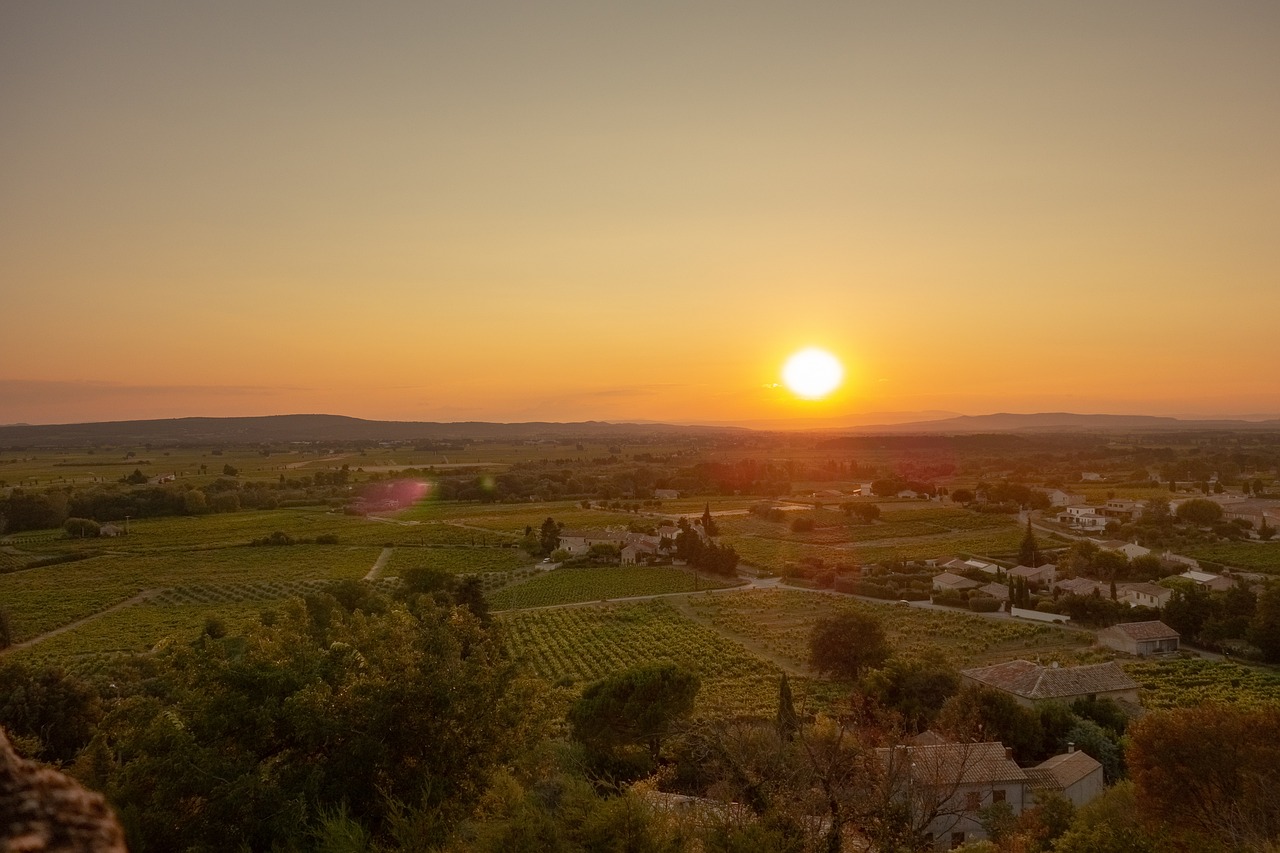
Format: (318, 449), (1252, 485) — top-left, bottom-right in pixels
(782, 348), (844, 400)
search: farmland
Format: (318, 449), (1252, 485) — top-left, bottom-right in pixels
(500, 599), (836, 716)
(686, 589), (1091, 670)
(1126, 657), (1280, 708)
(488, 566), (741, 611)
(1183, 542), (1280, 573)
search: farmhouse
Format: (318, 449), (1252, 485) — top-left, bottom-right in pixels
(1008, 563), (1056, 585)
(1054, 577), (1108, 598)
(1177, 570), (1236, 593)
(653, 489), (680, 500)
(1101, 499), (1146, 522)
(1024, 748), (1105, 809)
(932, 572), (981, 594)
(960, 660), (1140, 707)
(1098, 621), (1180, 656)
(1041, 489), (1086, 508)
(620, 540), (659, 565)
(978, 582), (1010, 601)
(1117, 582), (1172, 609)
(1057, 506), (1108, 532)
(556, 530), (622, 556)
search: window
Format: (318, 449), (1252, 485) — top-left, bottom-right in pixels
(951, 832), (967, 849)
(993, 789), (1006, 803)
(965, 791), (981, 811)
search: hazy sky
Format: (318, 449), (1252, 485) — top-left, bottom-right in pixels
(3, 1), (1278, 425)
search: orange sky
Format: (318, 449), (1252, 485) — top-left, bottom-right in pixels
(2, 2), (1278, 426)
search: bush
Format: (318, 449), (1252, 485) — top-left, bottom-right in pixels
(969, 596), (1001, 613)
(790, 517), (815, 533)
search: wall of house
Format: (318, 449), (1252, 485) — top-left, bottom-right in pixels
(1062, 769), (1105, 809)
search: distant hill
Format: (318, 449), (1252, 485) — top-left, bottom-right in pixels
(832, 412), (1280, 434)
(0, 414), (741, 447)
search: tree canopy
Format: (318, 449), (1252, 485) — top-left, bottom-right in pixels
(807, 611), (890, 681)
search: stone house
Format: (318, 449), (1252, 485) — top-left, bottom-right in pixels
(960, 660), (1140, 708)
(1097, 621), (1180, 656)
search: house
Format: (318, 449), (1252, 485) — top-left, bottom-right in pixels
(1098, 620), (1180, 656)
(942, 558), (999, 576)
(960, 660), (1140, 708)
(1024, 748), (1105, 809)
(653, 489), (680, 500)
(1117, 542), (1151, 560)
(1080, 472), (1105, 482)
(878, 741), (1028, 850)
(1101, 499), (1146, 522)
(1054, 577), (1108, 598)
(1041, 489), (1086, 508)
(99, 523), (122, 537)
(556, 530), (622, 556)
(1177, 570), (1236, 593)
(1057, 506), (1109, 532)
(621, 540), (659, 565)
(1117, 582), (1172, 609)
(1009, 563), (1057, 585)
(1221, 499), (1280, 532)
(978, 582), (1010, 601)
(932, 572), (981, 594)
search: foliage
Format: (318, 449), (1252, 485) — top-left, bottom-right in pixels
(1128, 703), (1280, 850)
(86, 591), (544, 851)
(808, 611), (890, 681)
(1175, 498), (1223, 526)
(1053, 782), (1171, 853)
(0, 658), (101, 764)
(860, 656), (960, 732)
(1248, 583), (1280, 663)
(569, 663), (700, 771)
(935, 685), (1042, 762)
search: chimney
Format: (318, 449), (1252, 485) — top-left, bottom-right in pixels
(1068, 742), (1075, 753)
(1005, 747), (1013, 760)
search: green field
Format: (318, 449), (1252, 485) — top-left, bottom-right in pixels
(384, 545), (535, 575)
(488, 567), (740, 611)
(0, 545), (379, 643)
(727, 526), (1026, 571)
(1184, 542), (1280, 572)
(500, 600), (830, 716)
(1126, 658), (1280, 708)
(686, 589), (1089, 670)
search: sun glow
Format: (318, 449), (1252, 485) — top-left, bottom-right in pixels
(782, 348), (844, 400)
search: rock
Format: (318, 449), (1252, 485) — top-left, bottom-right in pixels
(0, 728), (126, 852)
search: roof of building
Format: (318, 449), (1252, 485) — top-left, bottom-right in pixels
(1034, 750), (1103, 789)
(961, 660), (1139, 700)
(1118, 582), (1171, 599)
(979, 582), (1010, 599)
(879, 742), (1028, 787)
(1054, 577), (1107, 596)
(1009, 563), (1055, 579)
(933, 572), (981, 589)
(1102, 620), (1179, 641)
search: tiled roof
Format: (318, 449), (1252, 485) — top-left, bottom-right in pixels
(961, 660), (1139, 700)
(879, 742), (1027, 786)
(1054, 577), (1106, 596)
(1105, 621), (1179, 641)
(1118, 583), (1170, 599)
(979, 582), (1010, 600)
(1034, 751), (1102, 788)
(933, 572), (981, 589)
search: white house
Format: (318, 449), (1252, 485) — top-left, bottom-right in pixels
(1008, 563), (1057, 585)
(1025, 749), (1105, 809)
(1041, 489), (1086, 508)
(1118, 582), (1172, 609)
(932, 572), (981, 593)
(1058, 506), (1108, 532)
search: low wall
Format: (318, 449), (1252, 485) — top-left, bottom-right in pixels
(1011, 607), (1069, 624)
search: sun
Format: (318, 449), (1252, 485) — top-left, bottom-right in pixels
(782, 348), (843, 399)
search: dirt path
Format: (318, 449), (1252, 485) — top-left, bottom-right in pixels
(9, 590), (160, 651)
(284, 453), (352, 470)
(364, 547), (394, 581)
(442, 520), (521, 538)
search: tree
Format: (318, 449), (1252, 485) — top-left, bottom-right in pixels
(538, 517), (561, 555)
(950, 488), (974, 505)
(1128, 704), (1280, 850)
(63, 517), (101, 538)
(776, 674), (799, 740)
(700, 504), (719, 536)
(0, 608), (11, 650)
(1175, 498), (1222, 526)
(1018, 520), (1040, 567)
(935, 684), (1042, 763)
(808, 612), (890, 681)
(1248, 584), (1280, 663)
(221, 463), (239, 477)
(860, 656), (960, 732)
(1053, 782), (1168, 853)
(569, 663), (700, 766)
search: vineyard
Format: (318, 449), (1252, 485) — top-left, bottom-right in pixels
(1125, 658), (1280, 708)
(1183, 542), (1280, 573)
(488, 567), (740, 611)
(500, 599), (836, 716)
(686, 589), (1089, 670)
(384, 545), (535, 575)
(726, 527), (1027, 572)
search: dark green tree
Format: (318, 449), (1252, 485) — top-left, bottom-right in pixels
(538, 517), (562, 555)
(701, 503), (719, 536)
(1248, 584), (1280, 663)
(1019, 520), (1040, 567)
(568, 663), (700, 765)
(776, 673), (799, 740)
(808, 611), (890, 681)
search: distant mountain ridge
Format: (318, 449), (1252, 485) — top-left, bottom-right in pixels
(831, 411), (1280, 433)
(1, 411), (1278, 447)
(0, 414), (740, 447)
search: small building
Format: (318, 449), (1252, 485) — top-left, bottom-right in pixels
(1101, 499), (1146, 522)
(653, 489), (680, 500)
(1058, 506), (1109, 532)
(1009, 563), (1057, 585)
(1025, 748), (1105, 809)
(1117, 582), (1172, 609)
(1098, 621), (1180, 656)
(1178, 570), (1236, 593)
(556, 531), (622, 556)
(1054, 577), (1108, 598)
(620, 539), (659, 565)
(1042, 489), (1087, 508)
(932, 572), (981, 594)
(978, 582), (1010, 601)
(960, 660), (1140, 708)
(99, 523), (122, 537)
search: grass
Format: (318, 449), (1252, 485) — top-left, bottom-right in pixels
(727, 527), (1027, 571)
(500, 599), (832, 716)
(686, 589), (1088, 670)
(488, 567), (740, 611)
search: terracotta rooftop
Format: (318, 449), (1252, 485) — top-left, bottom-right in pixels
(961, 660), (1139, 700)
(1033, 750), (1102, 789)
(879, 741), (1027, 786)
(1104, 621), (1179, 641)
(933, 572), (981, 589)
